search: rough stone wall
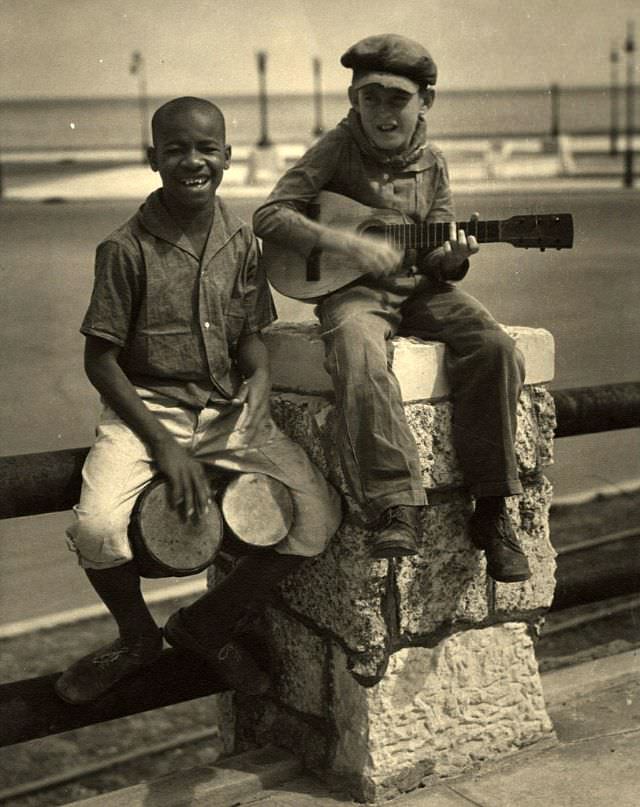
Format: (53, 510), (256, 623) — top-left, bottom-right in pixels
(226, 327), (558, 802)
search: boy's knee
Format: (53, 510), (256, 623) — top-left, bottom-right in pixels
(479, 329), (522, 365)
(67, 509), (133, 568)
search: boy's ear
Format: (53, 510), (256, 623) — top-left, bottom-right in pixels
(423, 88), (435, 109)
(223, 144), (231, 169)
(147, 146), (158, 171)
(348, 86), (359, 110)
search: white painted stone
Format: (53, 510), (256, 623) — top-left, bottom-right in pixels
(263, 321), (555, 401)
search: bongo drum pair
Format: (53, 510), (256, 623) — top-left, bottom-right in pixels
(129, 472), (294, 578)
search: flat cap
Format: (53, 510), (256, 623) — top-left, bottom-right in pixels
(341, 33), (437, 93)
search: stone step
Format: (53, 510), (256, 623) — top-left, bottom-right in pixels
(264, 321), (554, 401)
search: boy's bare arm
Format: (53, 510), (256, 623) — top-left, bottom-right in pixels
(84, 335), (211, 520)
(231, 332), (272, 443)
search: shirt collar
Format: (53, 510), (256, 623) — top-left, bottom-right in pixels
(137, 189), (242, 262)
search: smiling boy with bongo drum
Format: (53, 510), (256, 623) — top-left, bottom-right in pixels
(56, 97), (341, 705)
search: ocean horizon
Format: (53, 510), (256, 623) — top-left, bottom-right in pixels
(1, 85), (632, 152)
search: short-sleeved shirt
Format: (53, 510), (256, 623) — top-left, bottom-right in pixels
(253, 113), (468, 289)
(81, 190), (276, 408)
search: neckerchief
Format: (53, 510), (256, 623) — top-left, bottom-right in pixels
(341, 108), (428, 171)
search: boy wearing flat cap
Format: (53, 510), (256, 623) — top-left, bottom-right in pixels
(254, 34), (530, 583)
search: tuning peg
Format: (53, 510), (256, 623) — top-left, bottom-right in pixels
(540, 247), (546, 252)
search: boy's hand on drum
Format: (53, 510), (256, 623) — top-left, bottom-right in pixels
(153, 438), (211, 522)
(231, 368), (271, 444)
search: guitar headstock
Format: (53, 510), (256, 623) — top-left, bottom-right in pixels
(501, 214), (574, 250)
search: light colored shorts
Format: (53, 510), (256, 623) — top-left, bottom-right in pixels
(67, 388), (342, 569)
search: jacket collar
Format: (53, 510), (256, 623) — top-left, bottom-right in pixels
(138, 189), (242, 264)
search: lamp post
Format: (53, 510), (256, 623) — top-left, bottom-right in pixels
(130, 51), (150, 164)
(610, 44), (620, 156)
(312, 57), (324, 138)
(256, 51), (272, 147)
(623, 20), (636, 188)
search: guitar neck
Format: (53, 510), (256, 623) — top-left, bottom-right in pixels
(385, 220), (503, 250)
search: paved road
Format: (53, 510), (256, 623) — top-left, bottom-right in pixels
(1, 189), (638, 628)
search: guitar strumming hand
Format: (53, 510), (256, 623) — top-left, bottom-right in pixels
(319, 227), (402, 278)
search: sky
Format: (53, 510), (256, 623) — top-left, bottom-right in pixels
(1, 0), (639, 100)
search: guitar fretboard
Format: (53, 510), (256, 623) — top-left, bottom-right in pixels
(385, 220), (501, 250)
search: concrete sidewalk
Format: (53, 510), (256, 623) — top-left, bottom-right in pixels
(240, 650), (640, 807)
(68, 650), (639, 807)
(2, 150), (631, 203)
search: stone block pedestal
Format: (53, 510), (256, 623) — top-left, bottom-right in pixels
(217, 322), (558, 803)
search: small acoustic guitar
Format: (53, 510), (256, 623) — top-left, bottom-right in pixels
(261, 191), (574, 302)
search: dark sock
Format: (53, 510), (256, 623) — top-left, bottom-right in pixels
(474, 496), (504, 516)
(86, 561), (160, 643)
(182, 551), (305, 645)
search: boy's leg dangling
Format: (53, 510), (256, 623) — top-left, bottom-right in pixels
(55, 562), (163, 704)
(164, 550), (305, 694)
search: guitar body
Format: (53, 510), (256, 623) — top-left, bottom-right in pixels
(262, 192), (409, 301)
(261, 190), (573, 302)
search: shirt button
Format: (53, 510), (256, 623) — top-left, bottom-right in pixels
(204, 321), (211, 329)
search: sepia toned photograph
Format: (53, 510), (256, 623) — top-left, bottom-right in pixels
(1, 1), (638, 804)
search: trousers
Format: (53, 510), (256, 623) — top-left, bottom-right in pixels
(67, 388), (342, 569)
(317, 278), (525, 520)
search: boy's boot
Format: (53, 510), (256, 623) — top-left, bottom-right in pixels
(370, 505), (422, 559)
(55, 562), (163, 704)
(469, 497), (531, 583)
(164, 550), (305, 695)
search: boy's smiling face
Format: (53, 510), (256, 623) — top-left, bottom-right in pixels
(148, 103), (230, 213)
(350, 83), (429, 153)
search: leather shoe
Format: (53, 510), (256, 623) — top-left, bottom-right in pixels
(164, 610), (271, 696)
(370, 505), (421, 559)
(469, 502), (531, 583)
(55, 632), (163, 704)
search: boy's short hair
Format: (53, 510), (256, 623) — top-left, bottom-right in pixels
(151, 97), (225, 144)
(341, 34), (437, 94)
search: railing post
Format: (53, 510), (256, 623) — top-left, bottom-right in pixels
(130, 51), (150, 165)
(312, 57), (324, 138)
(623, 20), (636, 188)
(550, 82), (561, 141)
(610, 43), (620, 156)
(256, 50), (272, 148)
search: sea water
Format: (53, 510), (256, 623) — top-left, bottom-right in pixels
(0, 86), (622, 152)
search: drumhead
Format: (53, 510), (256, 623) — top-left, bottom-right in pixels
(130, 477), (223, 577)
(221, 473), (294, 548)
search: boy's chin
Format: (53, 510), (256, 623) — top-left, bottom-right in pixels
(370, 134), (409, 154)
(166, 186), (217, 211)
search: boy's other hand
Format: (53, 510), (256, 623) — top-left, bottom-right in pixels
(440, 213), (480, 275)
(231, 369), (271, 444)
(153, 439), (211, 523)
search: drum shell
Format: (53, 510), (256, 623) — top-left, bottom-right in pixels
(129, 476), (224, 578)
